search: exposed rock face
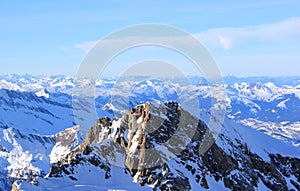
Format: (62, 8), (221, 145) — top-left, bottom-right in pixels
(45, 102), (300, 191)
(47, 151), (111, 180)
(271, 154), (300, 190)
(49, 125), (80, 163)
(48, 102), (193, 190)
(11, 183), (19, 191)
(125, 103), (150, 178)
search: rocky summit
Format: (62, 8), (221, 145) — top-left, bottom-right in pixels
(13, 101), (300, 191)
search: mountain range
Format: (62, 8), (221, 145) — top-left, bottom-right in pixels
(0, 74), (299, 191)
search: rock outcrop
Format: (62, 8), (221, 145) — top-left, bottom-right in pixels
(44, 102), (300, 190)
(11, 183), (19, 191)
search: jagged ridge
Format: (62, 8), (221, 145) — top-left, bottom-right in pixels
(38, 101), (300, 191)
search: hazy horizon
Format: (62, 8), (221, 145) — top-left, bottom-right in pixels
(1, 73), (300, 79)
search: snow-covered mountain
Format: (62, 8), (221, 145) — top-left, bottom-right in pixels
(0, 125), (79, 190)
(0, 74), (299, 190)
(14, 101), (300, 190)
(0, 88), (75, 135)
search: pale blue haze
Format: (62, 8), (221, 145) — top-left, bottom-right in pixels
(0, 0), (300, 76)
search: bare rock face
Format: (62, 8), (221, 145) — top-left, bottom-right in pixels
(46, 102), (193, 190)
(49, 126), (80, 164)
(44, 101), (300, 191)
(125, 103), (150, 178)
(11, 183), (19, 191)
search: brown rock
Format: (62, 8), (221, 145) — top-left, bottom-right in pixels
(11, 182), (19, 191)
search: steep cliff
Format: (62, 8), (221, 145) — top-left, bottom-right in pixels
(28, 102), (300, 190)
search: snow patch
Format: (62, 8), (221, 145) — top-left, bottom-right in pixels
(277, 99), (290, 109)
(35, 89), (49, 98)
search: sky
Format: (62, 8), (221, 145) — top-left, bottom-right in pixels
(0, 0), (300, 77)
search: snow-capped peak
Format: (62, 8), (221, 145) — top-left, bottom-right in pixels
(35, 89), (49, 98)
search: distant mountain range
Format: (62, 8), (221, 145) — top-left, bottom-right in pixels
(0, 74), (299, 190)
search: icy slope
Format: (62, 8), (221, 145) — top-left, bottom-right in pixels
(0, 125), (80, 190)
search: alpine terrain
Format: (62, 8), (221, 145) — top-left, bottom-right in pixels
(0, 74), (299, 191)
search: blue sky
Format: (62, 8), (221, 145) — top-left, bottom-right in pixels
(1, 0), (300, 76)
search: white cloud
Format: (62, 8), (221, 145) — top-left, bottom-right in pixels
(73, 17), (300, 52)
(74, 41), (97, 54)
(195, 17), (300, 50)
(218, 35), (232, 50)
(71, 18), (300, 77)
